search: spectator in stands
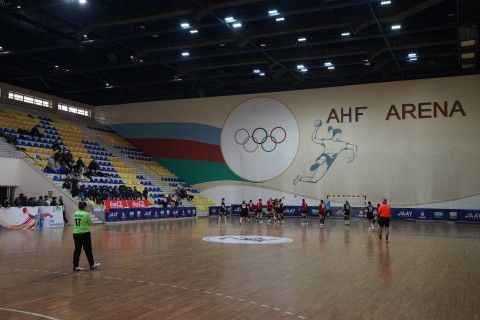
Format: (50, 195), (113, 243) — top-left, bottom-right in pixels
(142, 188), (148, 200)
(50, 197), (58, 206)
(30, 124), (41, 139)
(88, 160), (100, 174)
(14, 196), (21, 207)
(65, 150), (73, 163)
(2, 197), (10, 207)
(111, 186), (119, 200)
(158, 198), (167, 208)
(88, 186), (101, 204)
(51, 139), (61, 152)
(36, 196), (48, 206)
(27, 197), (37, 206)
(76, 157), (85, 171)
(44, 155), (58, 174)
(58, 163), (69, 178)
(17, 128), (29, 139)
(44, 195), (51, 205)
(77, 185), (86, 201)
(133, 187), (141, 200)
(54, 150), (62, 164)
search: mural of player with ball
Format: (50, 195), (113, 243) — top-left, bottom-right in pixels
(293, 119), (357, 185)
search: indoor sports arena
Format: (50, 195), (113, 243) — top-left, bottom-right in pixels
(0, 1), (479, 319)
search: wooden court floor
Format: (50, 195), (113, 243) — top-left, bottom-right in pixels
(1, 216), (480, 320)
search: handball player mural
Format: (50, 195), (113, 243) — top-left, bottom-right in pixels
(293, 119), (357, 185)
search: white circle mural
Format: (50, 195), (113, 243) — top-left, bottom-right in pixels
(221, 97), (300, 182)
(203, 235), (293, 244)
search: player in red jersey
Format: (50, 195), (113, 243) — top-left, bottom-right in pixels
(318, 200), (326, 228)
(247, 200), (254, 223)
(266, 198), (274, 223)
(256, 199), (263, 223)
(301, 199), (308, 225)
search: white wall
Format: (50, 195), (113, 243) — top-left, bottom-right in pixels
(0, 157), (21, 186)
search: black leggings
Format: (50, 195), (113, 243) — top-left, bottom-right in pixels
(73, 232), (94, 268)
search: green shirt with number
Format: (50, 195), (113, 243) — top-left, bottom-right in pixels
(73, 210), (93, 234)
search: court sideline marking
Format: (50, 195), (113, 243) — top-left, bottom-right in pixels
(1, 267), (307, 319)
(0, 307), (60, 320)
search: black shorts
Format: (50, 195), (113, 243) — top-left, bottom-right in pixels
(257, 209), (262, 214)
(379, 217), (390, 227)
(366, 213), (374, 219)
(241, 211), (248, 217)
(301, 210), (307, 215)
(220, 211), (226, 216)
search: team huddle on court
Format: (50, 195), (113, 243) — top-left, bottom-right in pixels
(218, 197), (393, 242)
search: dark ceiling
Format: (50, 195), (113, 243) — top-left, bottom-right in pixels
(0, 0), (479, 106)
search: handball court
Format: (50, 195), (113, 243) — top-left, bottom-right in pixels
(0, 217), (479, 320)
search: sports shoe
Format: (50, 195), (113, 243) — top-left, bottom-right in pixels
(73, 266), (85, 272)
(90, 262), (101, 270)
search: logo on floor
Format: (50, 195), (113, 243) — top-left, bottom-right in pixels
(203, 235), (293, 244)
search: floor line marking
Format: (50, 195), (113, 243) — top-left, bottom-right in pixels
(4, 267), (308, 319)
(0, 307), (60, 320)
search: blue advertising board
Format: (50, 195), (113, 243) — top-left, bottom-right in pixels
(208, 205), (480, 223)
(105, 207), (196, 222)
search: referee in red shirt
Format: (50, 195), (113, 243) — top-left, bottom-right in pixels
(377, 198), (392, 243)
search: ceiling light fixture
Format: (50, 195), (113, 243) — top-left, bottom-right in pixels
(190, 29), (198, 34)
(180, 23), (190, 29)
(380, 1), (391, 5)
(232, 23), (242, 28)
(341, 32), (350, 36)
(260, 43), (266, 47)
(79, 0), (87, 4)
(259, 73), (266, 76)
(301, 68), (308, 72)
(276, 17), (285, 22)
(298, 37), (307, 42)
(324, 62), (333, 67)
(328, 66), (335, 70)
(253, 69), (261, 74)
(297, 65), (305, 69)
(268, 10), (279, 16)
(224, 17), (235, 23)
(391, 24), (401, 30)
(181, 51), (190, 56)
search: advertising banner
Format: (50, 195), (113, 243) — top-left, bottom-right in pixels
(208, 205), (480, 223)
(105, 207), (196, 222)
(0, 206), (64, 230)
(38, 206), (64, 228)
(104, 200), (150, 212)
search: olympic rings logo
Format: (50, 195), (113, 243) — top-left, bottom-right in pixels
(234, 127), (287, 153)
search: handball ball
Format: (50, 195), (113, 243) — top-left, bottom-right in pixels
(314, 119), (322, 127)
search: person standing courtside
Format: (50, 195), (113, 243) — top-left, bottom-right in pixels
(247, 200), (254, 223)
(240, 200), (248, 225)
(301, 199), (308, 225)
(365, 201), (375, 232)
(73, 201), (100, 271)
(319, 200), (326, 228)
(378, 198), (392, 243)
(343, 201), (352, 227)
(218, 198), (227, 223)
(256, 198), (263, 223)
